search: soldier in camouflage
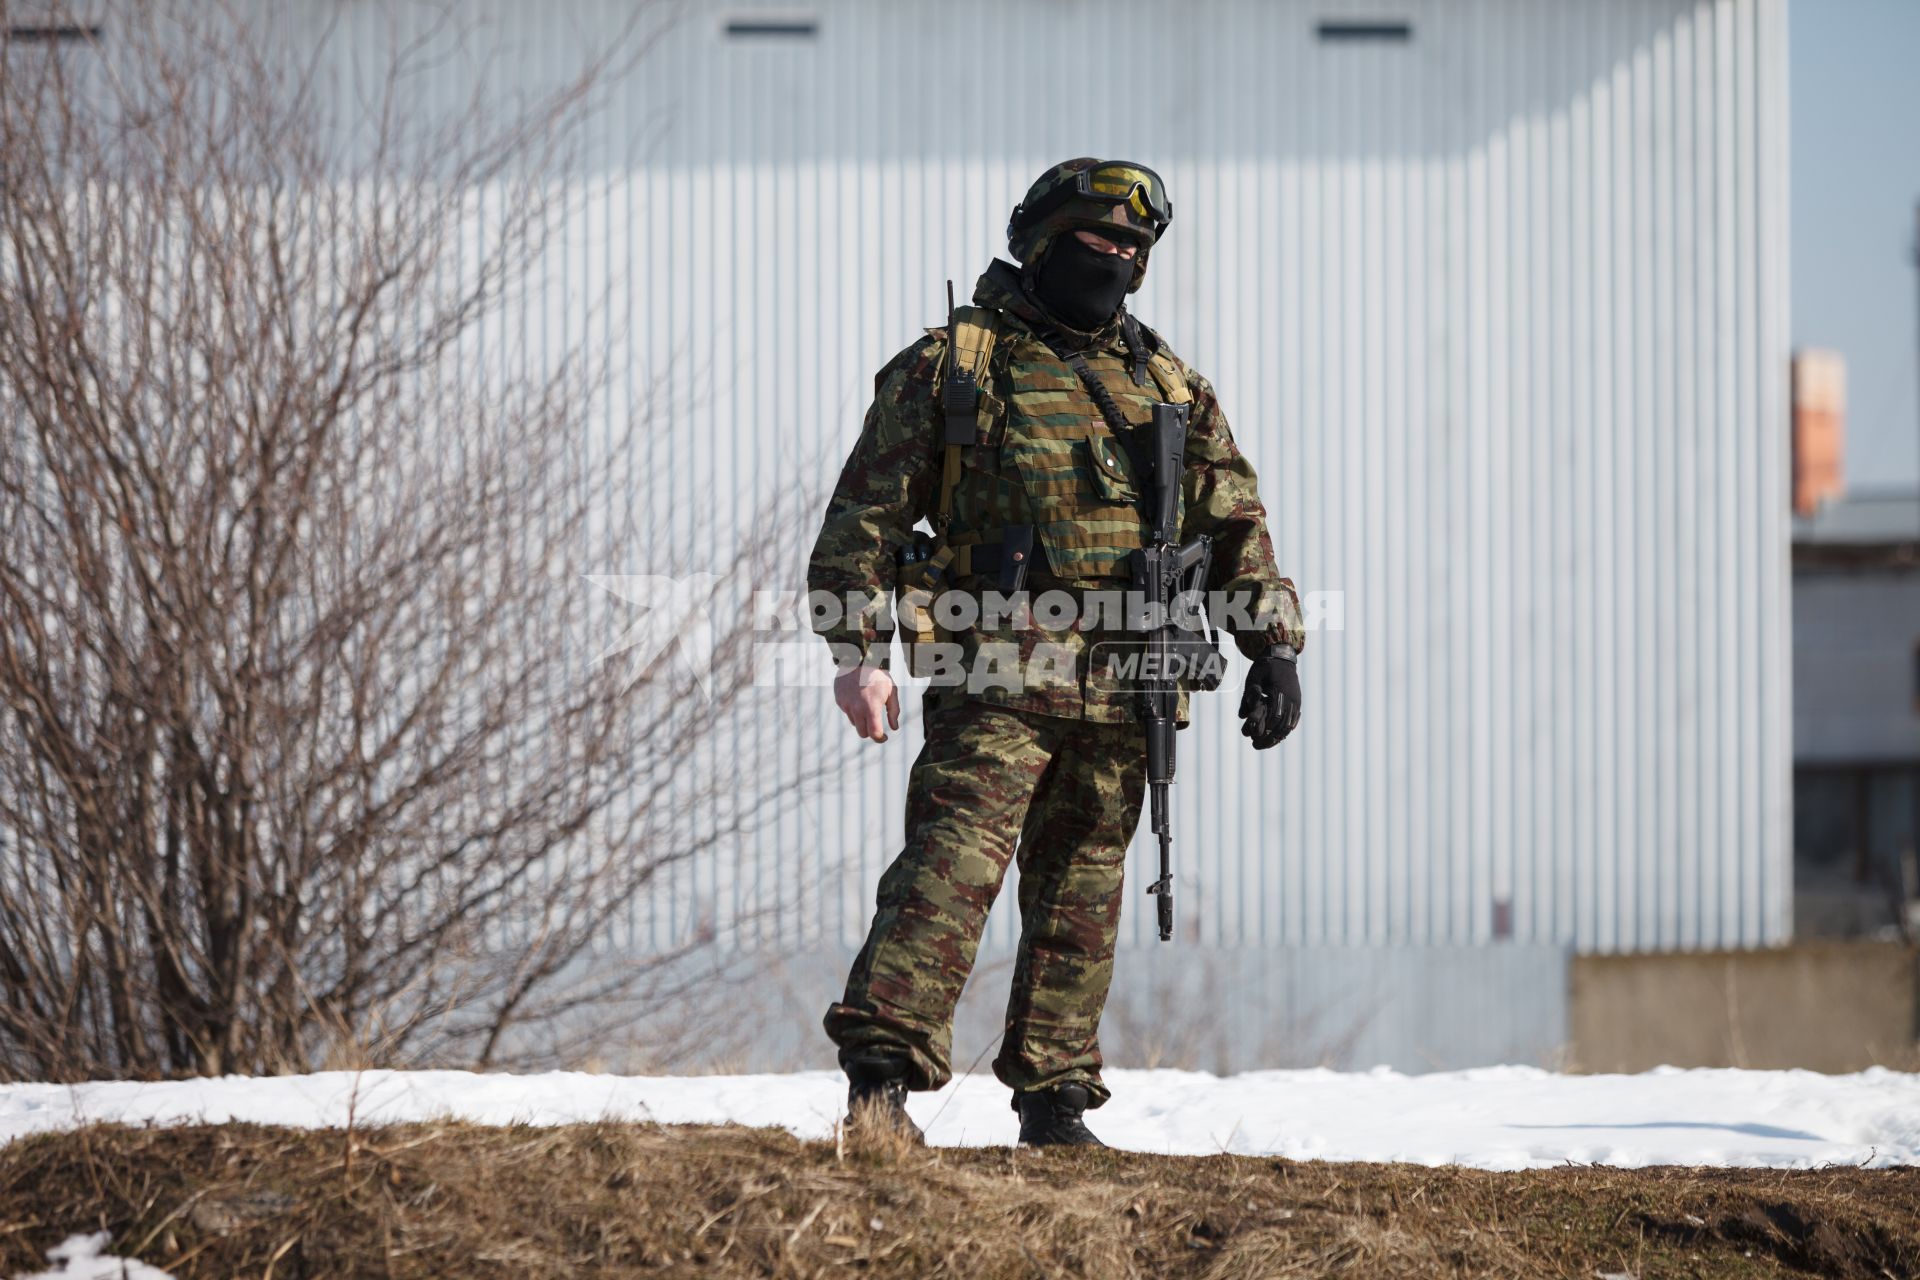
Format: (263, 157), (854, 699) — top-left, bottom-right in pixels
(808, 159), (1305, 1147)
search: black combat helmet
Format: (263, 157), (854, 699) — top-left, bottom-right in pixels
(1006, 158), (1173, 293)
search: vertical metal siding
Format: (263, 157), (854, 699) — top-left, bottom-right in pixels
(299, 0), (1790, 958)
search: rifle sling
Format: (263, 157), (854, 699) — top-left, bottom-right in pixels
(1061, 348), (1156, 519)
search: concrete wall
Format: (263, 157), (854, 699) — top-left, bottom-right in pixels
(543, 940), (1917, 1077)
(1568, 942), (1919, 1072)
(567, 943), (1572, 1076)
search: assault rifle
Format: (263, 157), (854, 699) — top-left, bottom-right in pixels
(1127, 402), (1226, 942)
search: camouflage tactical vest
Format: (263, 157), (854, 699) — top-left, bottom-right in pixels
(932, 306), (1191, 582)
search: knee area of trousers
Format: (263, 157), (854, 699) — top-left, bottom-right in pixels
(887, 844), (1013, 894)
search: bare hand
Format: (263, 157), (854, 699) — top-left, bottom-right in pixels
(834, 666), (901, 742)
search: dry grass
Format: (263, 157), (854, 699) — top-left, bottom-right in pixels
(0, 1121), (1915, 1278)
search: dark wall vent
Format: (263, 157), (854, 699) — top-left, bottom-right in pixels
(725, 19), (818, 39)
(6, 24), (102, 43)
(1316, 19), (1412, 43)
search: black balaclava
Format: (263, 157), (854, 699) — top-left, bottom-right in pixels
(1030, 233), (1135, 332)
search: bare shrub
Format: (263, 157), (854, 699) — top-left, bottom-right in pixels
(0, 3), (815, 1080)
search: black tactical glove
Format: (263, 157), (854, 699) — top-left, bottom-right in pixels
(1238, 646), (1301, 750)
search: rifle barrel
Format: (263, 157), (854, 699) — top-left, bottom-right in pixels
(1156, 829), (1174, 941)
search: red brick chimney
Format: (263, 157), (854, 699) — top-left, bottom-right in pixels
(1792, 349), (1846, 517)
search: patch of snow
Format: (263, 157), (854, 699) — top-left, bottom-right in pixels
(1, 1065), (1917, 1170)
(10, 1232), (176, 1280)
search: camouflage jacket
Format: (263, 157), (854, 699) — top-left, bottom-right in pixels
(808, 259), (1304, 724)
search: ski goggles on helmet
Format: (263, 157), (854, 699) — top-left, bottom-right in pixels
(1014, 161), (1173, 239)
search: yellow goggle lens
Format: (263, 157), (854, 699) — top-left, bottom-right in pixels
(1087, 166), (1157, 199)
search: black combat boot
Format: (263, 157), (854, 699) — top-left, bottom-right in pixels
(844, 1056), (924, 1145)
(1014, 1083), (1106, 1148)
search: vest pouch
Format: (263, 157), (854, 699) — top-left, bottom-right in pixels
(893, 534), (952, 650)
(971, 387), (1007, 471)
(1085, 426), (1138, 504)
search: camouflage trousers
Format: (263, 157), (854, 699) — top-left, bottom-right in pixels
(824, 699), (1146, 1106)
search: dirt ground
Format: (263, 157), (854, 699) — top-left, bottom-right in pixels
(0, 1121), (1914, 1278)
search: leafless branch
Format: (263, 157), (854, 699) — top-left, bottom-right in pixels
(0, 1), (822, 1081)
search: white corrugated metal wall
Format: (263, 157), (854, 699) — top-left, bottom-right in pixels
(294, 0), (1791, 965)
